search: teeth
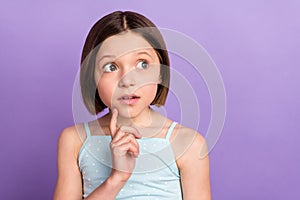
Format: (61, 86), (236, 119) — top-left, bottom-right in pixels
(122, 96), (134, 100)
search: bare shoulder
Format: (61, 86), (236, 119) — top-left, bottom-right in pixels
(172, 124), (206, 152)
(174, 124), (205, 144)
(170, 124), (211, 199)
(54, 124), (85, 199)
(58, 124), (85, 158)
(171, 124), (208, 169)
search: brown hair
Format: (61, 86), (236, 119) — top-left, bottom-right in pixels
(80, 11), (170, 115)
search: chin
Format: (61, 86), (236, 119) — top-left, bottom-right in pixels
(117, 107), (140, 118)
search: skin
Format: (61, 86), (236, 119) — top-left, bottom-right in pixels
(53, 31), (211, 200)
(94, 31), (162, 126)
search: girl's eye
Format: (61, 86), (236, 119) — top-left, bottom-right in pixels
(103, 63), (117, 72)
(136, 60), (149, 70)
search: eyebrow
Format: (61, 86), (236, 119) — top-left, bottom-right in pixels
(97, 55), (116, 63)
(136, 51), (154, 59)
(97, 49), (155, 63)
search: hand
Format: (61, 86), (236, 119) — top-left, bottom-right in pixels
(109, 108), (141, 182)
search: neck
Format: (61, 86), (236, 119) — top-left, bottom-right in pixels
(102, 107), (169, 138)
(113, 107), (155, 128)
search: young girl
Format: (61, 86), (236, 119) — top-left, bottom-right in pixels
(54, 11), (211, 200)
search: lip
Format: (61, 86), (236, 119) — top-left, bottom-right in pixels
(118, 94), (141, 105)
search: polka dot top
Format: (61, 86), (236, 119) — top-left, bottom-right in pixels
(78, 121), (183, 199)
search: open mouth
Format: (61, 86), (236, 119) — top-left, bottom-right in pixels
(118, 94), (140, 105)
(120, 96), (139, 100)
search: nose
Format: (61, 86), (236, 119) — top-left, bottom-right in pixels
(118, 68), (136, 88)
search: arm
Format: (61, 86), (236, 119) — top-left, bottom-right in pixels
(53, 126), (128, 200)
(53, 126), (83, 200)
(53, 109), (140, 200)
(177, 131), (212, 200)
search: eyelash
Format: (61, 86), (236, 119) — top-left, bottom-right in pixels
(102, 63), (117, 72)
(136, 60), (149, 70)
(102, 59), (150, 72)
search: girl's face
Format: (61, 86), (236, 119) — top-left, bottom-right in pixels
(94, 31), (161, 119)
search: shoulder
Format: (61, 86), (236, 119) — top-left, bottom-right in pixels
(173, 124), (205, 142)
(171, 124), (206, 152)
(171, 124), (211, 199)
(54, 125), (86, 199)
(171, 124), (208, 169)
(58, 124), (83, 144)
(57, 124), (85, 159)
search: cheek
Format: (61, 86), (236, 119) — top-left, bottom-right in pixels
(142, 65), (161, 83)
(97, 79), (117, 107)
(140, 84), (158, 101)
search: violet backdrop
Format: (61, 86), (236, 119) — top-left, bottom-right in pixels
(0, 0), (299, 199)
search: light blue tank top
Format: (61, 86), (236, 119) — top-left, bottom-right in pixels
(78, 121), (183, 199)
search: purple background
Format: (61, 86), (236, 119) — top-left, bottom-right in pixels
(1, 0), (299, 199)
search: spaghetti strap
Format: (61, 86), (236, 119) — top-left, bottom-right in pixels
(165, 121), (177, 141)
(84, 122), (91, 137)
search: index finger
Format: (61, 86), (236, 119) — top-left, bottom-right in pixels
(109, 108), (118, 138)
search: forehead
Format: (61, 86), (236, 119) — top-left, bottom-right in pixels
(96, 31), (156, 59)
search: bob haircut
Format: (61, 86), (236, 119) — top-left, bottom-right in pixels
(80, 11), (170, 115)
